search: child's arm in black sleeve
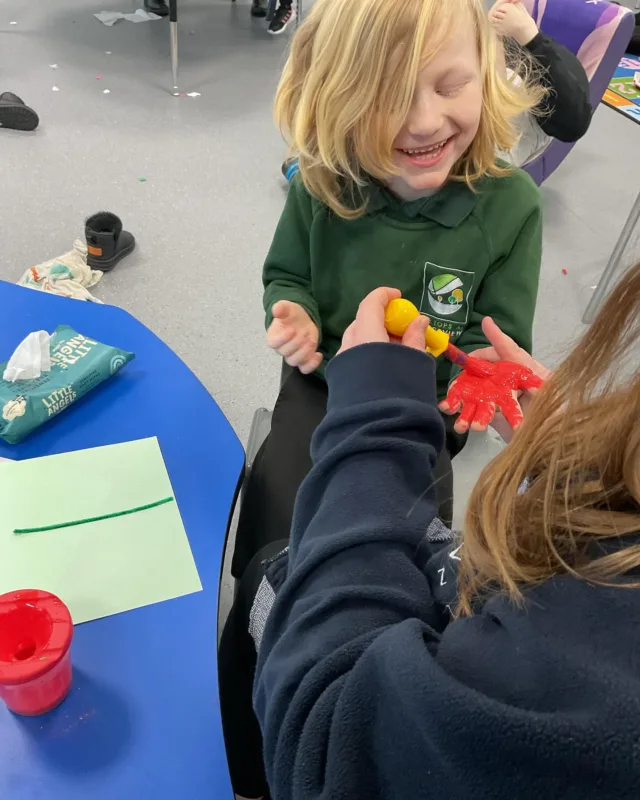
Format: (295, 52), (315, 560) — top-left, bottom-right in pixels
(525, 32), (591, 142)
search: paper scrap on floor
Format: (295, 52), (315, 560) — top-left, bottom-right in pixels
(94, 9), (161, 26)
(0, 437), (202, 624)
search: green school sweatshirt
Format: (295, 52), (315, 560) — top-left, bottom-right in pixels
(263, 171), (542, 398)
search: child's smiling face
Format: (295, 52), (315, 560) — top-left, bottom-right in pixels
(391, 16), (483, 194)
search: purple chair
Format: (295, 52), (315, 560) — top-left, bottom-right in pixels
(522, 0), (634, 186)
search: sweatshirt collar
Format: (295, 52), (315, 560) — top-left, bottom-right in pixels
(363, 179), (478, 227)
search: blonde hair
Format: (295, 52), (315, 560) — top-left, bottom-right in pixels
(458, 262), (640, 616)
(274, 0), (544, 219)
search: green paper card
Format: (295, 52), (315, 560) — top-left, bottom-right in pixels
(0, 438), (202, 624)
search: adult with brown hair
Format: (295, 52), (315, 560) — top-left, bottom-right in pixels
(221, 264), (640, 799)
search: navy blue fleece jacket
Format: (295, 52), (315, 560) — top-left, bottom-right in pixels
(254, 343), (640, 800)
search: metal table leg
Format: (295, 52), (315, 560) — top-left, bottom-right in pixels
(583, 190), (640, 324)
(169, 0), (178, 94)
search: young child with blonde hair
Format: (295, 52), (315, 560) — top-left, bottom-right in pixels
(222, 0), (548, 795)
(230, 0), (545, 588)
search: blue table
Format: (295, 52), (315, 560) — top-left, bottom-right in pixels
(0, 282), (244, 799)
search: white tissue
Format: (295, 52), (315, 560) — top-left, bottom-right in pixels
(124, 8), (161, 21)
(3, 331), (52, 382)
(93, 11), (123, 26)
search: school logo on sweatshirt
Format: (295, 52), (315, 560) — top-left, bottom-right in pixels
(427, 274), (464, 316)
(420, 263), (474, 339)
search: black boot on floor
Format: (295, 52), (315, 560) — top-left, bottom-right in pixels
(85, 212), (136, 272)
(144, 0), (169, 16)
(0, 92), (39, 132)
(251, 0), (267, 17)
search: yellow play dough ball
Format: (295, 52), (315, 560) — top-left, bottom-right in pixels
(384, 298), (420, 337)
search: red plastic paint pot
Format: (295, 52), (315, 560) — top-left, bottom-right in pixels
(0, 590), (73, 716)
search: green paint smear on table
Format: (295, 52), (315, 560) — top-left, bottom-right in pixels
(0, 438), (202, 624)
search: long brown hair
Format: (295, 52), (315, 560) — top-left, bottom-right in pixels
(458, 262), (640, 616)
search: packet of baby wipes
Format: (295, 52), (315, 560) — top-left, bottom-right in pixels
(0, 325), (134, 444)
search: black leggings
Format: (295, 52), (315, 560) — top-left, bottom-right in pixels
(231, 367), (464, 579)
(219, 542), (286, 799)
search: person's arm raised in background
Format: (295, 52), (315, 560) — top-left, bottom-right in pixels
(489, 0), (592, 142)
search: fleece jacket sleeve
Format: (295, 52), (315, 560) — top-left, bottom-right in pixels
(525, 32), (592, 142)
(262, 178), (322, 334)
(253, 343), (447, 796)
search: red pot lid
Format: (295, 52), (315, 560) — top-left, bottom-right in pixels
(0, 590), (73, 686)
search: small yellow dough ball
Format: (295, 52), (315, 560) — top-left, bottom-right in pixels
(384, 298), (420, 337)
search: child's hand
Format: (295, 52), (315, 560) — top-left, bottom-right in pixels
(472, 317), (549, 383)
(440, 362), (540, 435)
(440, 317), (550, 441)
(267, 300), (323, 374)
(488, 1), (539, 47)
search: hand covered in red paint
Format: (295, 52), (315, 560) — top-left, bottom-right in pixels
(267, 301), (323, 374)
(440, 318), (549, 438)
(441, 360), (542, 435)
